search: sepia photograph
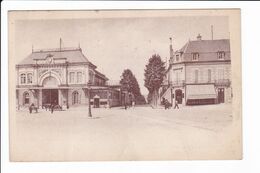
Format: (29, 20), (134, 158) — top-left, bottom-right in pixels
(8, 9), (242, 161)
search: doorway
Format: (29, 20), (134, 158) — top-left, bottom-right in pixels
(175, 89), (183, 104)
(42, 89), (59, 105)
(218, 88), (225, 103)
(94, 97), (100, 108)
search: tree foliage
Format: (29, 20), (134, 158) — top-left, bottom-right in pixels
(144, 54), (165, 107)
(120, 69), (145, 104)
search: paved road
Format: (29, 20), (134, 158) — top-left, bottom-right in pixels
(10, 104), (241, 161)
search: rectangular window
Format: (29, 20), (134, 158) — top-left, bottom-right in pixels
(218, 69), (224, 80)
(27, 73), (32, 84)
(69, 72), (75, 83)
(217, 51), (225, 60)
(208, 69), (212, 82)
(77, 72), (82, 83)
(21, 74), (26, 84)
(192, 53), (199, 61)
(195, 70), (199, 83)
(176, 55), (180, 62)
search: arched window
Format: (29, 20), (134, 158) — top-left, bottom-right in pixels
(21, 73), (26, 84)
(72, 91), (80, 105)
(77, 72), (82, 83)
(23, 92), (30, 104)
(27, 73), (33, 84)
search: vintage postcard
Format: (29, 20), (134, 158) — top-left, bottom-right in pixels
(9, 9), (242, 161)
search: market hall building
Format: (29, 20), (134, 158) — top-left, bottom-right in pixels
(16, 46), (121, 109)
(160, 34), (232, 105)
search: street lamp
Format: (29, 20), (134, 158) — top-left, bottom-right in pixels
(120, 75), (128, 110)
(87, 82), (92, 117)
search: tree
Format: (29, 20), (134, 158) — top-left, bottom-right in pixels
(144, 54), (165, 107)
(120, 69), (144, 104)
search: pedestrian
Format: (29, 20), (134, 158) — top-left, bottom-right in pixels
(125, 102), (127, 110)
(164, 99), (171, 110)
(174, 100), (179, 109)
(51, 103), (54, 114)
(132, 100), (135, 108)
(162, 97), (165, 105)
(29, 103), (33, 114)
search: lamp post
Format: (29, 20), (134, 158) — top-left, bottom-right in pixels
(87, 82), (92, 117)
(120, 75), (129, 110)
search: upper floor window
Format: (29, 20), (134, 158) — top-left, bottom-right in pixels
(69, 72), (75, 83)
(217, 51), (225, 60)
(77, 72), (82, 83)
(21, 74), (26, 84)
(89, 71), (94, 84)
(192, 53), (199, 61)
(176, 55), (180, 62)
(194, 69), (199, 83)
(218, 69), (224, 80)
(208, 69), (212, 82)
(27, 73), (33, 84)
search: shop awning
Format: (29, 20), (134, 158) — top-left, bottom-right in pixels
(186, 84), (217, 100)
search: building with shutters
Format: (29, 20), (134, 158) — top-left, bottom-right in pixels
(160, 34), (232, 105)
(16, 46), (122, 109)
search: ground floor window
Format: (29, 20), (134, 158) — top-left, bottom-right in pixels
(72, 91), (80, 104)
(23, 92), (30, 105)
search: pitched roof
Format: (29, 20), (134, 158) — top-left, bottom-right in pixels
(176, 39), (230, 62)
(18, 47), (109, 80)
(180, 39), (230, 53)
(18, 47), (91, 65)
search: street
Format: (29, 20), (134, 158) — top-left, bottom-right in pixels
(11, 104), (241, 161)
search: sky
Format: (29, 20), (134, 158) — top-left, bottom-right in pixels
(14, 15), (229, 95)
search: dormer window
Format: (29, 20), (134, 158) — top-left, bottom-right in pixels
(192, 53), (199, 61)
(217, 51), (225, 60)
(176, 55), (180, 62)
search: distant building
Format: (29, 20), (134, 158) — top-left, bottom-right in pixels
(16, 45), (121, 109)
(160, 34), (232, 105)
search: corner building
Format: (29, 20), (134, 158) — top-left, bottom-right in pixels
(160, 35), (232, 105)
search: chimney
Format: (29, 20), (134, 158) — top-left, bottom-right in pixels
(197, 34), (202, 41)
(169, 37), (174, 60)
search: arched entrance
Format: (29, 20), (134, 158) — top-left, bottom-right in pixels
(23, 92), (30, 105)
(42, 76), (59, 106)
(175, 89), (183, 104)
(72, 91), (80, 105)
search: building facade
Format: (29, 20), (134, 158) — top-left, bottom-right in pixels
(16, 46), (121, 109)
(160, 35), (232, 105)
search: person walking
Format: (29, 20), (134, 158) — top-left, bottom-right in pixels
(132, 100), (135, 108)
(29, 103), (34, 114)
(51, 102), (54, 114)
(174, 100), (179, 109)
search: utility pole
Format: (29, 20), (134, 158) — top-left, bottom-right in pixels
(87, 82), (92, 118)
